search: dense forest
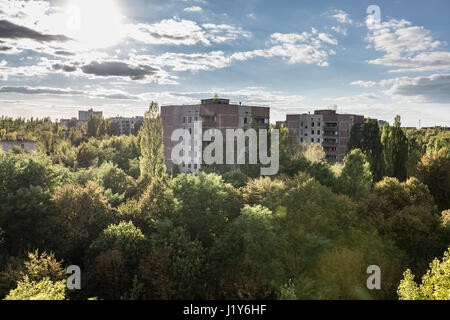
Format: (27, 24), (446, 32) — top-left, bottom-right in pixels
(0, 104), (449, 300)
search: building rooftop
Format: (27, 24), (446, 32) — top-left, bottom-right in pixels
(162, 98), (269, 108)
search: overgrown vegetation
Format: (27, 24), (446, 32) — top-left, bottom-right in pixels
(0, 108), (449, 300)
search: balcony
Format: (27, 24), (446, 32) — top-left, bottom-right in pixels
(322, 130), (338, 137)
(201, 116), (217, 127)
(323, 147), (338, 154)
(322, 139), (338, 145)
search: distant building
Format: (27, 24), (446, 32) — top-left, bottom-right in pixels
(78, 108), (103, 122)
(59, 108), (102, 128)
(161, 97), (270, 173)
(285, 109), (365, 162)
(110, 116), (144, 135)
(0, 135), (37, 152)
(421, 126), (450, 131)
(59, 117), (78, 128)
(275, 121), (286, 128)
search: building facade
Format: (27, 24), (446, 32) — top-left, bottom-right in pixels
(60, 108), (103, 128)
(110, 116), (144, 135)
(286, 109), (365, 162)
(78, 108), (103, 122)
(161, 98), (270, 173)
(59, 117), (78, 128)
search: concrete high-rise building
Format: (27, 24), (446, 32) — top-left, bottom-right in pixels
(78, 108), (103, 122)
(286, 109), (365, 162)
(110, 116), (144, 135)
(59, 117), (78, 128)
(60, 108), (102, 128)
(161, 98), (270, 173)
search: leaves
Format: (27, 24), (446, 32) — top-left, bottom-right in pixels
(398, 247), (450, 300)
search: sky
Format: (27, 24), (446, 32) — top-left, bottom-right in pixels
(0, 0), (449, 127)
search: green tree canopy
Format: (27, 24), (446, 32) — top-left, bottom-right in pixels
(398, 247), (450, 300)
(337, 149), (373, 201)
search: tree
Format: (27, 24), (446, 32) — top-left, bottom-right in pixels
(139, 101), (165, 177)
(140, 219), (206, 299)
(406, 133), (422, 178)
(51, 183), (113, 263)
(134, 177), (176, 233)
(0, 153), (69, 256)
(382, 116), (408, 181)
(210, 205), (285, 299)
(349, 119), (384, 182)
(91, 249), (127, 300)
(86, 115), (109, 138)
(360, 177), (446, 275)
(89, 221), (148, 266)
(416, 154), (450, 211)
(381, 123), (394, 177)
(4, 276), (66, 300)
(22, 250), (66, 283)
(101, 164), (137, 201)
(167, 173), (242, 248)
(88, 221), (148, 299)
(303, 144), (325, 163)
(76, 142), (92, 168)
(337, 149), (373, 201)
(242, 176), (287, 210)
(398, 247), (450, 300)
(221, 169), (248, 188)
(0, 250), (65, 299)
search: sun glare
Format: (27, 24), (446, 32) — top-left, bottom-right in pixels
(65, 0), (125, 50)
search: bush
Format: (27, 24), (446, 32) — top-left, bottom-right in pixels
(4, 276), (66, 300)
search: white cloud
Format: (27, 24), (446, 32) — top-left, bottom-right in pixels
(184, 6), (203, 12)
(127, 29), (339, 74)
(331, 9), (353, 25)
(130, 51), (231, 72)
(365, 18), (449, 73)
(126, 19), (251, 46)
(0, 85), (142, 101)
(323, 93), (381, 103)
(382, 74), (450, 104)
(366, 19), (440, 56)
(231, 31), (338, 67)
(369, 51), (450, 73)
(318, 33), (338, 45)
(331, 25), (347, 36)
(350, 80), (377, 88)
(202, 23), (252, 42)
(126, 19), (210, 46)
(182, 0), (207, 3)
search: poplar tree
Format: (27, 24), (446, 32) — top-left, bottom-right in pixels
(139, 101), (166, 177)
(349, 119), (384, 182)
(391, 116), (409, 181)
(381, 116), (408, 181)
